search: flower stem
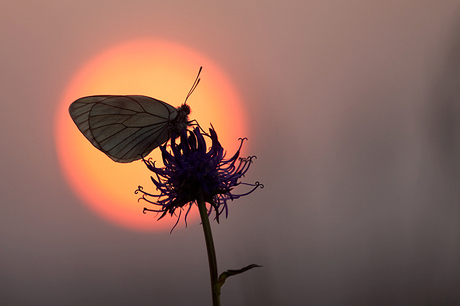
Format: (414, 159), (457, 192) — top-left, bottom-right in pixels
(197, 196), (220, 306)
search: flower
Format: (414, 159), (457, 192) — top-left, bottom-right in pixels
(135, 126), (262, 229)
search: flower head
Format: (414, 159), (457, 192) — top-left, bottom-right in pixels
(135, 126), (262, 229)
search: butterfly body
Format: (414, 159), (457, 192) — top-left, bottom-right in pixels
(69, 95), (191, 163)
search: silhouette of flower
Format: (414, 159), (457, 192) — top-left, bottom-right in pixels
(136, 126), (262, 228)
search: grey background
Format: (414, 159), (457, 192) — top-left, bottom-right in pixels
(2, 1), (460, 305)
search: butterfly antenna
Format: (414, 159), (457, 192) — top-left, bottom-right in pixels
(184, 66), (202, 105)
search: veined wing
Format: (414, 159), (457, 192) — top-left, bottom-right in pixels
(69, 95), (177, 163)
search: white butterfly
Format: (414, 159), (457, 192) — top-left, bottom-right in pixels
(69, 68), (201, 163)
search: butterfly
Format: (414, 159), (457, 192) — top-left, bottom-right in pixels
(69, 67), (201, 163)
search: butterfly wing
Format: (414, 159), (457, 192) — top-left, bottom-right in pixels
(69, 95), (178, 163)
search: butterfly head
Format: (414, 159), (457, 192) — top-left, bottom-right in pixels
(179, 103), (191, 116)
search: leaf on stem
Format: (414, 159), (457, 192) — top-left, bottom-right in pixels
(215, 264), (262, 294)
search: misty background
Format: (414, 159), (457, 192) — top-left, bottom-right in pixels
(2, 1), (460, 305)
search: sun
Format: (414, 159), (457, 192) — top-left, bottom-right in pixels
(55, 39), (248, 232)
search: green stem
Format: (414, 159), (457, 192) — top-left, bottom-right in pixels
(197, 197), (220, 306)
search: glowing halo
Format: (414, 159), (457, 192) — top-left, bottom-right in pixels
(55, 39), (248, 232)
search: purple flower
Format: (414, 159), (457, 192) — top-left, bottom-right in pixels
(135, 126), (262, 229)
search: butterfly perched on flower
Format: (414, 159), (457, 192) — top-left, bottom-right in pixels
(69, 67), (201, 163)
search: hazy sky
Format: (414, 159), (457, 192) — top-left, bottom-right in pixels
(2, 1), (460, 305)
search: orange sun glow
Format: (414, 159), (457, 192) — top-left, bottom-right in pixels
(55, 39), (247, 232)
